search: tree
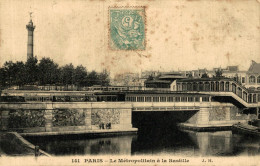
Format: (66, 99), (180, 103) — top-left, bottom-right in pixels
(2, 61), (26, 86)
(25, 57), (38, 84)
(99, 70), (110, 86)
(87, 71), (99, 86)
(146, 75), (154, 81)
(3, 61), (16, 86)
(0, 57), (111, 88)
(214, 69), (223, 78)
(14, 61), (27, 86)
(0, 67), (7, 87)
(201, 73), (209, 78)
(59, 63), (75, 85)
(38, 57), (59, 85)
(74, 65), (88, 86)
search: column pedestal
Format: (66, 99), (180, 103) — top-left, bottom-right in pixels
(84, 108), (92, 130)
(225, 107), (231, 121)
(119, 109), (132, 129)
(197, 108), (209, 125)
(44, 104), (53, 132)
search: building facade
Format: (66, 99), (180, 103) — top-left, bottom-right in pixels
(245, 61), (260, 90)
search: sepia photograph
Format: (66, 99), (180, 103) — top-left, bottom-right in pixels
(0, 0), (259, 165)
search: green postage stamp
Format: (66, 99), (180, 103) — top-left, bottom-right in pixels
(109, 7), (146, 50)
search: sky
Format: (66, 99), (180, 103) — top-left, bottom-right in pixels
(0, 0), (259, 77)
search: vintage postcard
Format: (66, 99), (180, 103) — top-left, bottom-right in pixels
(0, 0), (259, 166)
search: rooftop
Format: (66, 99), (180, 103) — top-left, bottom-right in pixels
(145, 80), (172, 84)
(159, 75), (186, 79)
(177, 77), (232, 82)
(248, 61), (260, 74)
(227, 66), (238, 71)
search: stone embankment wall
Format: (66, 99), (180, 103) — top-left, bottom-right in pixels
(0, 102), (132, 133)
(0, 102), (257, 132)
(186, 104), (257, 127)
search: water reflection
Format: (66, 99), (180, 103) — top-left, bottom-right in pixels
(26, 135), (137, 156)
(131, 127), (260, 156)
(183, 130), (237, 156)
(25, 129), (260, 156)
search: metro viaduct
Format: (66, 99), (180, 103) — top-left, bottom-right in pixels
(0, 91), (259, 134)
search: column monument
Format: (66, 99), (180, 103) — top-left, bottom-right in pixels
(26, 12), (35, 60)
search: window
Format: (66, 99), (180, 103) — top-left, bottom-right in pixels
(187, 83), (192, 91)
(100, 96), (105, 101)
(181, 97), (187, 102)
(195, 97), (200, 102)
(253, 94), (257, 103)
(153, 97), (159, 102)
(249, 75), (256, 83)
(145, 97), (152, 102)
(193, 83), (198, 91)
(257, 76), (260, 84)
(205, 83), (210, 91)
(130, 97), (136, 102)
(137, 97), (144, 102)
(211, 82), (215, 91)
(111, 96), (117, 101)
(202, 97), (209, 102)
(167, 97), (174, 102)
(242, 77), (245, 83)
(199, 83), (204, 91)
(160, 97), (166, 102)
(188, 97), (193, 102)
(177, 84), (182, 91)
(182, 84), (187, 91)
(44, 97), (51, 101)
(175, 97), (180, 102)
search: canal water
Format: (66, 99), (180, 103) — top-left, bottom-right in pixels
(25, 127), (260, 156)
(25, 111), (260, 156)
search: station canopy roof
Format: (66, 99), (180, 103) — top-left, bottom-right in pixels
(176, 78), (233, 82)
(159, 75), (186, 79)
(145, 80), (172, 84)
